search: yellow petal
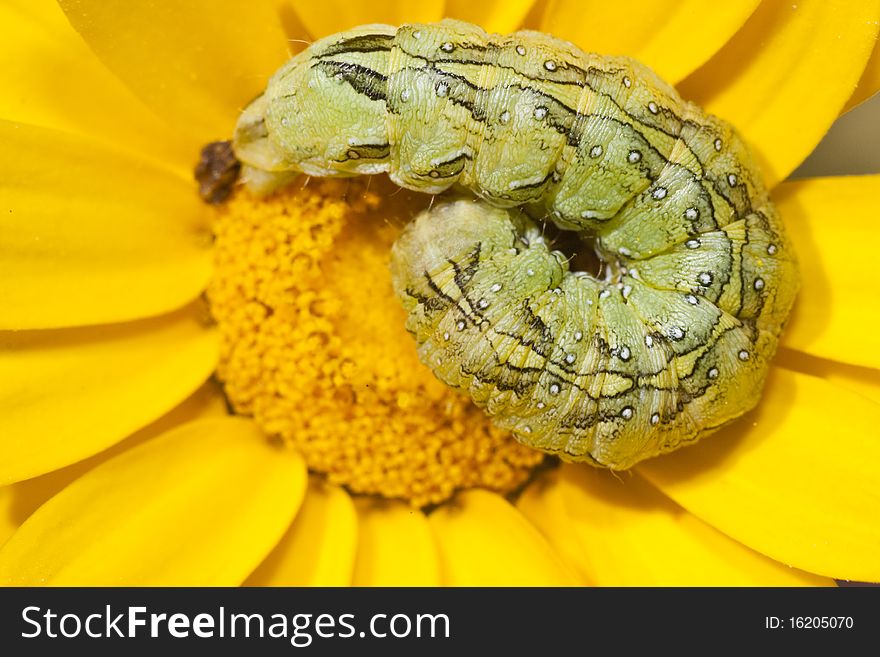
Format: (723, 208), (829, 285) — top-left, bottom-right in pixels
(0, 0), (193, 171)
(519, 466), (832, 586)
(246, 477), (358, 586)
(541, 0), (760, 84)
(678, 0), (880, 187)
(1, 121), (212, 330)
(776, 348), (880, 406)
(445, 0), (535, 33)
(58, 0), (291, 145)
(845, 38), (880, 111)
(277, 3), (313, 55)
(639, 367), (880, 583)
(351, 498), (440, 586)
(789, 96), (880, 179)
(0, 417), (305, 586)
(291, 0), (443, 37)
(773, 175), (880, 369)
(0, 304), (218, 485)
(516, 472), (597, 586)
(0, 381), (227, 546)
(428, 489), (580, 586)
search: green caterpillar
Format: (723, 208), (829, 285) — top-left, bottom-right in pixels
(232, 19), (799, 469)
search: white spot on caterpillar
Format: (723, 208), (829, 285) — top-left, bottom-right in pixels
(490, 282), (503, 293)
(499, 110), (511, 124)
(621, 406), (634, 420)
(738, 349), (750, 361)
(534, 106), (548, 119)
(714, 138), (723, 151)
(440, 42), (454, 52)
(590, 145), (603, 158)
(685, 207), (699, 221)
(647, 101), (659, 114)
(544, 60), (557, 71)
(754, 278), (765, 291)
(708, 367), (720, 379)
(650, 413), (660, 425)
(698, 272), (713, 286)
(652, 187), (667, 200)
(686, 239), (701, 249)
(627, 150), (642, 163)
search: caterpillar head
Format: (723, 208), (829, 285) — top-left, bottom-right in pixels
(232, 91), (296, 194)
(233, 45), (390, 195)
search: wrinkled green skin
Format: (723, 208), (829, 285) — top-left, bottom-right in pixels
(233, 19), (799, 469)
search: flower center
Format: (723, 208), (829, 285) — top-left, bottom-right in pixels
(207, 177), (545, 507)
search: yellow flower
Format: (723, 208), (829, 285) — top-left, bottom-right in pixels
(1, 0), (879, 586)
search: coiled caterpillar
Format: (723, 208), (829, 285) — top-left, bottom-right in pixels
(233, 19), (799, 468)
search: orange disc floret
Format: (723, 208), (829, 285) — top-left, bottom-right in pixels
(208, 177), (545, 507)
